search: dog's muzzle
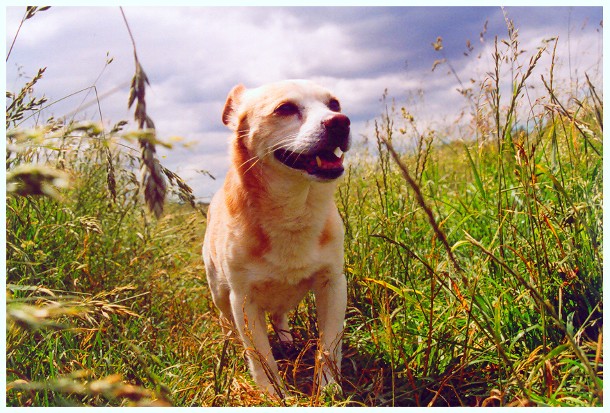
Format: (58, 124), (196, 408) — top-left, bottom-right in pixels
(274, 114), (351, 181)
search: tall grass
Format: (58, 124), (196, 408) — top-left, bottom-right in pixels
(5, 10), (602, 407)
(337, 26), (602, 406)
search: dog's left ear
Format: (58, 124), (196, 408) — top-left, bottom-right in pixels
(222, 84), (246, 131)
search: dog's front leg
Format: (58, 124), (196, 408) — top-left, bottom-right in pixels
(230, 291), (283, 397)
(313, 273), (347, 391)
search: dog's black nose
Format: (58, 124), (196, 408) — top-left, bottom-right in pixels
(322, 114), (351, 151)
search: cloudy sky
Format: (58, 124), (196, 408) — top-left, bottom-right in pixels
(4, 4), (603, 201)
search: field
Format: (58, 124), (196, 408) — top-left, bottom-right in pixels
(5, 10), (603, 407)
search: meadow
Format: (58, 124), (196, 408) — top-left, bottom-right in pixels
(5, 9), (603, 407)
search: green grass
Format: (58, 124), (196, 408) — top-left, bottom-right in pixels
(5, 13), (602, 407)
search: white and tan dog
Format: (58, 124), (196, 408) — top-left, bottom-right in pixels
(202, 80), (350, 397)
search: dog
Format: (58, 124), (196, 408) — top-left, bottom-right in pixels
(202, 80), (350, 398)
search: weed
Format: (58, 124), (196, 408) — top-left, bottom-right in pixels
(335, 15), (602, 406)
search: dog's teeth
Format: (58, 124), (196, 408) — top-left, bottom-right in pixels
(333, 147), (343, 158)
(316, 156), (322, 167)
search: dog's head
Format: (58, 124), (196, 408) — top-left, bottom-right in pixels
(222, 80), (351, 181)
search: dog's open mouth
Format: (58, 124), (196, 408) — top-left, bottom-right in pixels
(274, 147), (346, 180)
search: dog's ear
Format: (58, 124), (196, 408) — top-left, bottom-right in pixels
(222, 84), (246, 130)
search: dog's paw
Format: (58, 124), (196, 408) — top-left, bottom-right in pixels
(321, 380), (343, 397)
(317, 379), (343, 405)
(253, 372), (289, 402)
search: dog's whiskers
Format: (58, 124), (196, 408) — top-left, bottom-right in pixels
(238, 154), (261, 172)
(236, 133), (305, 177)
(262, 134), (300, 158)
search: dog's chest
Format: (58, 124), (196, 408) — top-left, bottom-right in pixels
(250, 274), (317, 313)
(241, 234), (335, 313)
(258, 223), (339, 279)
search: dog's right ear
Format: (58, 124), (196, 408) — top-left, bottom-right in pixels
(222, 84), (246, 130)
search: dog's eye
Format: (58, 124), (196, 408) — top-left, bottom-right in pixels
(274, 102), (299, 116)
(328, 99), (341, 112)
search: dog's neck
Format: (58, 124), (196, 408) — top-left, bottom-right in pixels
(267, 169), (336, 212)
(229, 139), (337, 223)
(250, 165), (335, 213)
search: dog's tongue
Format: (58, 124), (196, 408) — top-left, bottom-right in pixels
(317, 155), (343, 169)
(306, 147), (344, 173)
(275, 146), (346, 180)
